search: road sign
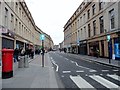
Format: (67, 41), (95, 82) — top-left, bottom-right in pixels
(40, 34), (45, 40)
(107, 35), (110, 42)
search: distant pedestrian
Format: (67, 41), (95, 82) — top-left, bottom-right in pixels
(25, 47), (29, 57)
(41, 48), (45, 55)
(96, 49), (100, 58)
(20, 47), (25, 56)
(30, 48), (34, 59)
(14, 48), (19, 62)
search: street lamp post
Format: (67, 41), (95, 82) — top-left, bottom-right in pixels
(40, 34), (45, 67)
(42, 40), (44, 67)
(107, 35), (111, 64)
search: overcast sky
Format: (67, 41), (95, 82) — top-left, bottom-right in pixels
(26, 0), (83, 45)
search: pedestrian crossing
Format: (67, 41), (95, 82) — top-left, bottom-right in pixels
(70, 75), (95, 89)
(70, 74), (120, 89)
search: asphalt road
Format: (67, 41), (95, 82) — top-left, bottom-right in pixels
(49, 51), (120, 90)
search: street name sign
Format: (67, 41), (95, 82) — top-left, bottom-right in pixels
(107, 35), (110, 42)
(40, 34), (45, 40)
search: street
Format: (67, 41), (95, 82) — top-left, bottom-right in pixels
(49, 51), (120, 89)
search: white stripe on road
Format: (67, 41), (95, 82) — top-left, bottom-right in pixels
(50, 57), (53, 60)
(89, 75), (119, 88)
(107, 74), (120, 81)
(89, 70), (97, 72)
(76, 62), (94, 70)
(71, 61), (74, 63)
(65, 58), (69, 60)
(75, 62), (79, 66)
(101, 70), (109, 72)
(63, 71), (71, 73)
(113, 70), (119, 72)
(51, 59), (59, 72)
(64, 57), (95, 71)
(76, 70), (84, 73)
(70, 75), (95, 89)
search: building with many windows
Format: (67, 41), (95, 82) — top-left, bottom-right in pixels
(36, 26), (54, 52)
(0, 0), (36, 50)
(0, 0), (54, 53)
(64, 0), (120, 60)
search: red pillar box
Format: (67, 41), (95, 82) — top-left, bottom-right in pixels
(2, 49), (14, 79)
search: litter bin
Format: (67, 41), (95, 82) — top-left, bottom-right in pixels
(2, 48), (14, 79)
(18, 56), (24, 68)
(24, 55), (29, 68)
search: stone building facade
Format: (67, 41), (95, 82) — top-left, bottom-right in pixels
(0, 0), (54, 59)
(64, 0), (120, 60)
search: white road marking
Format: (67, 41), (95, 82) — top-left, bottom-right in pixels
(75, 62), (79, 66)
(63, 71), (71, 73)
(85, 74), (88, 76)
(61, 75), (64, 77)
(70, 75), (95, 89)
(50, 57), (53, 60)
(107, 74), (120, 81)
(89, 75), (119, 88)
(71, 61), (74, 63)
(65, 58), (69, 60)
(89, 70), (97, 72)
(64, 57), (95, 71)
(76, 70), (84, 73)
(73, 61), (96, 71)
(101, 70), (109, 72)
(113, 70), (119, 72)
(51, 59), (59, 72)
(76, 63), (94, 70)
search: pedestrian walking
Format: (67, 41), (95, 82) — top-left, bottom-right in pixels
(14, 48), (19, 62)
(30, 48), (34, 59)
(96, 49), (100, 58)
(20, 47), (25, 56)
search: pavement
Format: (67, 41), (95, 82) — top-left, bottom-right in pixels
(1, 51), (120, 89)
(62, 52), (120, 68)
(2, 53), (62, 89)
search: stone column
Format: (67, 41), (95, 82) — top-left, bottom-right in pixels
(87, 42), (89, 55)
(14, 38), (16, 49)
(112, 38), (114, 55)
(99, 41), (102, 56)
(104, 40), (108, 57)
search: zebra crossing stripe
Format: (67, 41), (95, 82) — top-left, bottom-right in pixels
(63, 71), (71, 73)
(76, 70), (84, 73)
(89, 75), (119, 88)
(89, 70), (97, 72)
(70, 75), (95, 89)
(107, 74), (120, 81)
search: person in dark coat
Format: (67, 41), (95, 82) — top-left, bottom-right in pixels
(14, 48), (19, 62)
(31, 49), (34, 59)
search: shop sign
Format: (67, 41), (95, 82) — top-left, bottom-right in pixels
(114, 43), (120, 58)
(107, 35), (110, 42)
(40, 34), (45, 40)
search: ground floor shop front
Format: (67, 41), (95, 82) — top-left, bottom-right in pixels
(87, 33), (120, 60)
(65, 32), (120, 60)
